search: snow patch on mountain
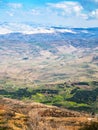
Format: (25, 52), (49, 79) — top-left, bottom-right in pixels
(56, 29), (76, 34)
(0, 27), (12, 34)
(0, 22), (77, 34)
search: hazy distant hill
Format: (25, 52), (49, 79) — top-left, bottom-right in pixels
(0, 27), (98, 48)
(0, 26), (98, 84)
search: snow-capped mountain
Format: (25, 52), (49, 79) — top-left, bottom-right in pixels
(1, 22), (97, 35)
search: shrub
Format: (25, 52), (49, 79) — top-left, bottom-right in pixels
(79, 122), (98, 130)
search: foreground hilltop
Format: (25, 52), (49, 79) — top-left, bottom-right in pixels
(0, 97), (93, 130)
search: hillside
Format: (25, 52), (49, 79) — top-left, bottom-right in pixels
(0, 27), (98, 84)
(0, 81), (98, 112)
(0, 97), (93, 130)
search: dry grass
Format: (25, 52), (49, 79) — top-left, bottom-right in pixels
(0, 98), (96, 130)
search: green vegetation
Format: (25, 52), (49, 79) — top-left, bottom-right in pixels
(0, 80), (98, 112)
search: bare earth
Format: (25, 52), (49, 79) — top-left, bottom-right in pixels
(0, 98), (97, 130)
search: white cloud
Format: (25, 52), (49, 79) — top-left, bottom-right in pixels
(47, 1), (89, 20)
(8, 3), (22, 9)
(48, 1), (83, 16)
(6, 11), (14, 17)
(31, 9), (40, 15)
(90, 9), (98, 18)
(0, 1), (98, 28)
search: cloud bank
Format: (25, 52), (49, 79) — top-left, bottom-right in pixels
(0, 0), (98, 27)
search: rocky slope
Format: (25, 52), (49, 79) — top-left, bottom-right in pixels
(0, 98), (94, 130)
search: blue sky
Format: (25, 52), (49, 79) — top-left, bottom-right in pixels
(0, 0), (98, 27)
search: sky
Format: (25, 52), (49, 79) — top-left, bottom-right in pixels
(0, 0), (98, 27)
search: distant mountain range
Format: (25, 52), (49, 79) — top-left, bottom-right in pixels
(0, 23), (98, 47)
(0, 24), (98, 84)
(0, 22), (98, 35)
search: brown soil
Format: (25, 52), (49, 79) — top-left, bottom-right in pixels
(0, 98), (96, 130)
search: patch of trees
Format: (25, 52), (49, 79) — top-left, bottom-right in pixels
(68, 88), (98, 104)
(0, 88), (58, 99)
(79, 122), (98, 130)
